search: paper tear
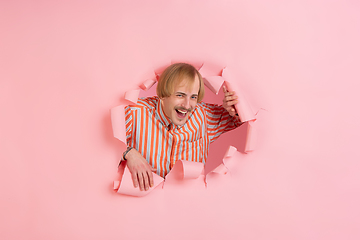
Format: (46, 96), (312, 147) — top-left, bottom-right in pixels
(112, 62), (261, 196)
(113, 181), (120, 190)
(124, 89), (140, 105)
(209, 163), (228, 175)
(245, 120), (256, 152)
(225, 146), (237, 158)
(199, 63), (225, 95)
(111, 105), (127, 148)
(140, 79), (157, 91)
(222, 68), (256, 122)
(115, 166), (164, 197)
(207, 145), (237, 175)
(163, 160), (206, 190)
(165, 160), (204, 181)
(202, 76), (225, 95)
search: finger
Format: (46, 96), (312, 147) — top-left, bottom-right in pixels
(143, 172), (150, 191)
(151, 167), (157, 172)
(223, 85), (228, 94)
(225, 91), (236, 98)
(225, 106), (235, 113)
(226, 99), (239, 106)
(137, 172), (145, 191)
(148, 170), (154, 187)
(131, 171), (139, 188)
(225, 95), (237, 102)
(224, 106), (236, 116)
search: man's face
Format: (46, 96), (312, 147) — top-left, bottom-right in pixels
(161, 76), (200, 126)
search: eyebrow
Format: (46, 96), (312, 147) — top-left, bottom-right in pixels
(175, 92), (198, 97)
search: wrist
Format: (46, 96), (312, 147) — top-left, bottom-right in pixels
(123, 147), (133, 160)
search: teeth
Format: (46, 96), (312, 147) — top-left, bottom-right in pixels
(178, 110), (187, 114)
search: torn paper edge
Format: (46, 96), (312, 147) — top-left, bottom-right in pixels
(112, 62), (260, 196)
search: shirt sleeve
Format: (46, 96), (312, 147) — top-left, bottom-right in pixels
(199, 102), (243, 143)
(124, 106), (133, 147)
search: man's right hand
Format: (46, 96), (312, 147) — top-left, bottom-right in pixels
(124, 148), (155, 191)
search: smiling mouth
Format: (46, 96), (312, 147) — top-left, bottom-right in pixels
(175, 109), (188, 118)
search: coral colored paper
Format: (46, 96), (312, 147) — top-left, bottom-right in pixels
(2, 1), (359, 239)
(208, 146), (237, 175)
(198, 62), (218, 77)
(110, 105), (127, 148)
(165, 160), (204, 180)
(124, 89), (140, 105)
(140, 79), (157, 91)
(114, 160), (206, 197)
(245, 120), (257, 152)
(222, 68), (256, 122)
(163, 160), (206, 190)
(202, 76), (225, 95)
(199, 63), (225, 94)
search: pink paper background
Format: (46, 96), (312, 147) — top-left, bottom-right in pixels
(1, 0), (360, 239)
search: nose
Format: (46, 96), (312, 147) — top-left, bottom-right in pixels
(182, 97), (191, 110)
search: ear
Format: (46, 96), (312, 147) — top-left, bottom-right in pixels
(160, 98), (165, 109)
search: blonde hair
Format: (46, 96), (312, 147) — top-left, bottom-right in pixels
(156, 63), (204, 102)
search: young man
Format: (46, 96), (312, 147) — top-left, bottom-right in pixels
(122, 63), (241, 191)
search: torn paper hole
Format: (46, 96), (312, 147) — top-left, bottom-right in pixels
(112, 63), (260, 197)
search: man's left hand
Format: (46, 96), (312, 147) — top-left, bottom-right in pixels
(222, 86), (238, 117)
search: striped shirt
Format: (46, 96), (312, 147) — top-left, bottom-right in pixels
(125, 96), (242, 177)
